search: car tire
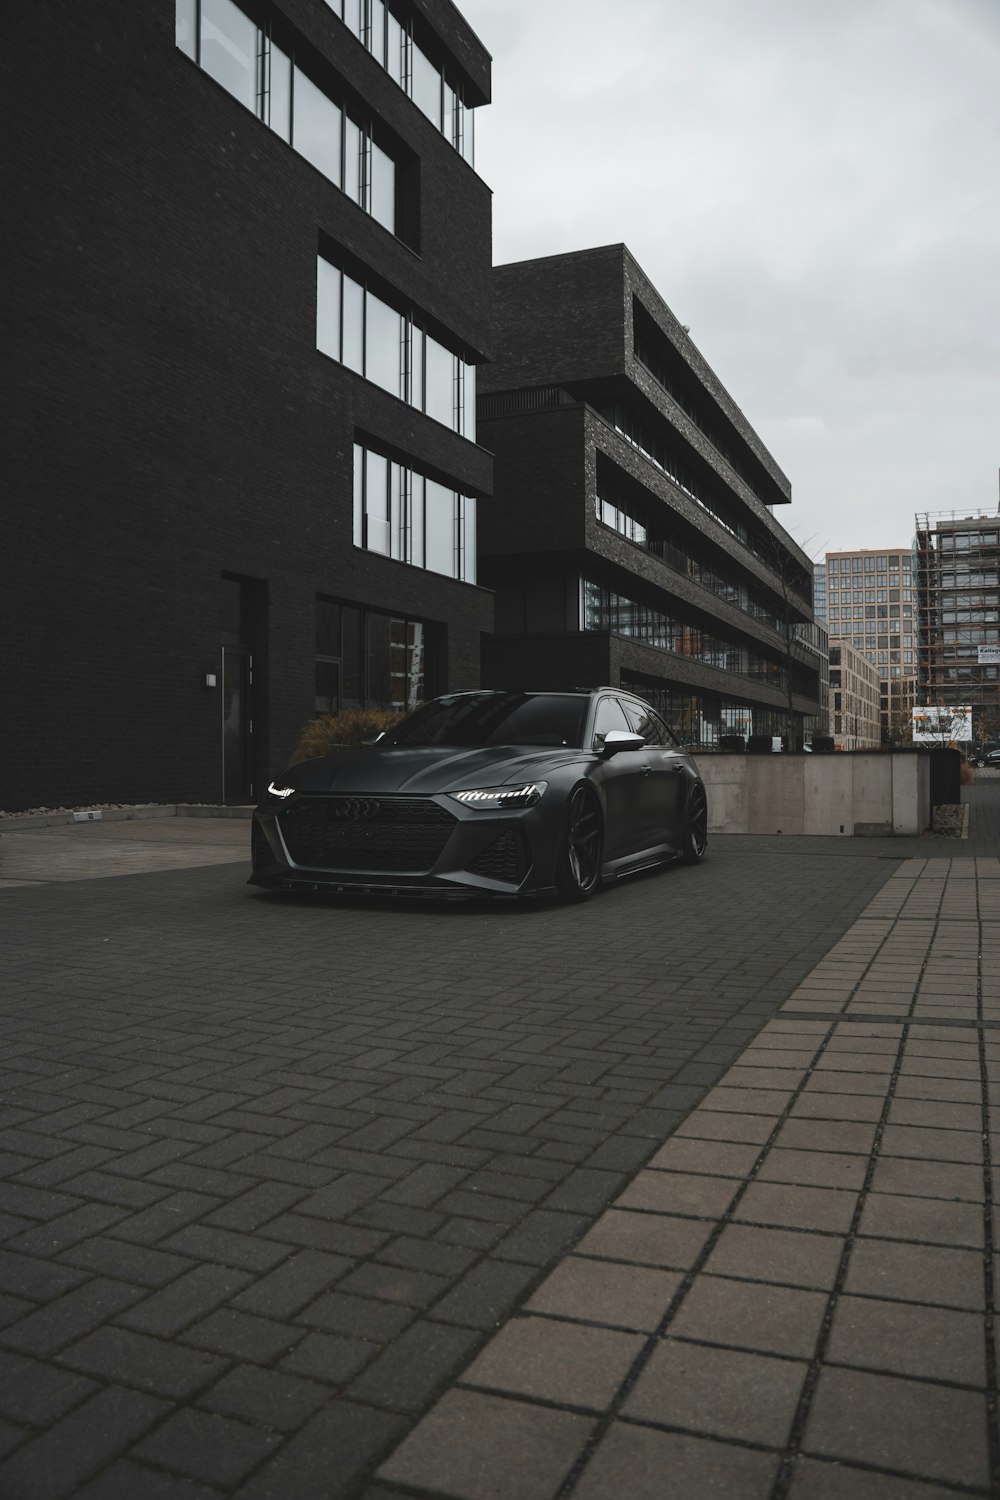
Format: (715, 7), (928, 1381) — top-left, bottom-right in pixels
(555, 785), (603, 901)
(681, 784), (708, 865)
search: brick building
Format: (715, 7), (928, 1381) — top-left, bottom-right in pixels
(3, 0), (493, 810)
(477, 246), (822, 749)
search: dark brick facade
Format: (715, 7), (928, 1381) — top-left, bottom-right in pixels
(3, 0), (493, 810)
(478, 247), (822, 743)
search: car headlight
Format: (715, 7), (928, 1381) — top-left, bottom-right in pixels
(266, 779), (296, 800)
(449, 781), (547, 810)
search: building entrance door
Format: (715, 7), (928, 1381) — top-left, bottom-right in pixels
(222, 647), (254, 803)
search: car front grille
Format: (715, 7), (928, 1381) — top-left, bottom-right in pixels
(465, 827), (531, 886)
(278, 795), (456, 873)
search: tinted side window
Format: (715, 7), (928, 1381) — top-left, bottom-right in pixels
(622, 700), (676, 747)
(592, 697), (632, 749)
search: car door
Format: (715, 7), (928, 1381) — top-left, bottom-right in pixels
(591, 695), (652, 859)
(622, 699), (687, 851)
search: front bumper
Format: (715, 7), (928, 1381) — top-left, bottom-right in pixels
(249, 791), (546, 898)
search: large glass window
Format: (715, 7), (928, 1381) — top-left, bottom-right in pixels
(177, 1), (400, 236)
(365, 294), (403, 398)
(411, 42), (441, 125)
(293, 68), (342, 186)
(425, 336), (455, 429)
(315, 598), (430, 712)
(200, 0), (258, 111)
(425, 478), (456, 577)
(353, 444), (475, 582)
(317, 258), (475, 437)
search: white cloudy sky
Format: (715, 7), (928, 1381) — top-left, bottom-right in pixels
(459, 0), (1000, 560)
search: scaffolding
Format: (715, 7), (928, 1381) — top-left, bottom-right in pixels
(914, 507), (1000, 745)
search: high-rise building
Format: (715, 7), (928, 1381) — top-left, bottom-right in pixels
(824, 547), (917, 744)
(477, 247), (822, 749)
(3, 0), (494, 812)
(914, 508), (1000, 747)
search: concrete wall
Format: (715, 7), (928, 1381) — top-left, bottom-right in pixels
(700, 754), (931, 836)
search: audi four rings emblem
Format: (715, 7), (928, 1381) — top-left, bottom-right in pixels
(331, 798), (381, 821)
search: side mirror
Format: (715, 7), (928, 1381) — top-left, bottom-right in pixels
(601, 730), (645, 756)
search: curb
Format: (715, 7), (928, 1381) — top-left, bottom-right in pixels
(0, 805), (255, 833)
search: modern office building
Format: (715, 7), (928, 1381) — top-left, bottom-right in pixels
(824, 547), (917, 743)
(3, 0), (493, 811)
(829, 642), (881, 750)
(476, 246), (822, 749)
(914, 507), (1000, 747)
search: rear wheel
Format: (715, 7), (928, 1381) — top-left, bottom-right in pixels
(555, 786), (603, 901)
(681, 784), (708, 865)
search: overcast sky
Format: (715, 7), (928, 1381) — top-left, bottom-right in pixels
(459, 0), (1000, 560)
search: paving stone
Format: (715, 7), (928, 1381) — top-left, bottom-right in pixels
(230, 1248), (352, 1319)
(624, 1337), (807, 1446)
(236, 1399), (407, 1499)
(279, 1330), (378, 1383)
(734, 1181), (858, 1233)
(757, 1148), (868, 1191)
(461, 1313), (642, 1411)
(58, 1237), (195, 1288)
(645, 1138), (761, 1178)
(0, 1348), (97, 1425)
(787, 1455), (977, 1499)
(844, 1239), (984, 1309)
(705, 1222), (845, 1290)
(347, 1318), (485, 1413)
(295, 1289), (415, 1342)
(574, 1209), (713, 1270)
(803, 1366), (990, 1489)
(72, 1458), (222, 1500)
(2, 1276), (145, 1357)
(572, 1421), (779, 1500)
(336, 1260), (449, 1308)
(613, 1170), (740, 1219)
(377, 1388), (592, 1500)
(117, 1262), (255, 1338)
(0, 1386), (168, 1500)
(826, 1294), (986, 1386)
(772, 1118), (878, 1155)
(60, 1323), (227, 1399)
(0, 1249), (86, 1302)
(869, 1156), (984, 1203)
(199, 1363), (331, 1431)
(858, 1191), (984, 1248)
(526, 1253), (681, 1332)
(133, 1406), (281, 1488)
(669, 1275), (827, 1358)
(181, 1307), (304, 1364)
(431, 1258), (540, 1330)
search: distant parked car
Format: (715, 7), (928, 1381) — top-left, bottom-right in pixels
(250, 689), (708, 902)
(984, 748), (1000, 767)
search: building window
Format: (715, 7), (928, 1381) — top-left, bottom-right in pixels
(177, 0), (403, 238)
(352, 443), (475, 582)
(317, 257), (476, 438)
(316, 599), (430, 713)
(318, 0), (476, 166)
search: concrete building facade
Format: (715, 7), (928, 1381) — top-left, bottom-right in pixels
(3, 0), (493, 811)
(915, 507), (1000, 748)
(829, 641), (881, 750)
(477, 247), (822, 751)
(824, 546), (917, 745)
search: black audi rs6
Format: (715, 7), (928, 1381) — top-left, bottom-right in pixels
(249, 689), (708, 902)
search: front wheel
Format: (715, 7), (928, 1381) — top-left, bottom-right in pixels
(681, 784), (708, 865)
(555, 786), (603, 901)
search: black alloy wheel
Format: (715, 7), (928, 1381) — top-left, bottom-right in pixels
(681, 784), (708, 865)
(556, 785), (603, 901)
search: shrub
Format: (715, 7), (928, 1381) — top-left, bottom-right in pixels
(292, 707), (405, 764)
(960, 759), (976, 786)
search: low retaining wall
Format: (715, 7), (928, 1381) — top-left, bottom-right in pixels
(699, 753), (931, 836)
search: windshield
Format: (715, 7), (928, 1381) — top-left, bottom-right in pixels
(385, 693), (588, 749)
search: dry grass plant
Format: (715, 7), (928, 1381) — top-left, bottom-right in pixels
(292, 707), (404, 764)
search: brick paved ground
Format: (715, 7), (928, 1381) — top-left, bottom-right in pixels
(0, 782), (997, 1498)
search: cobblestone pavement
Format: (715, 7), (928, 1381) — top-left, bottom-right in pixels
(0, 785), (996, 1498)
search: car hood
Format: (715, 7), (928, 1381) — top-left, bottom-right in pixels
(280, 744), (587, 796)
